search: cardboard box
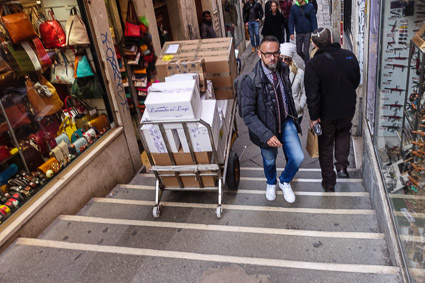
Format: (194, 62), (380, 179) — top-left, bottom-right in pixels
(201, 80), (215, 100)
(178, 100), (220, 152)
(165, 73), (200, 95)
(145, 80), (201, 120)
(163, 60), (207, 92)
(157, 38), (237, 100)
(140, 112), (181, 153)
(151, 151), (216, 187)
(413, 23), (425, 49)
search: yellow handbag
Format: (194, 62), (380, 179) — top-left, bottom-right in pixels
(37, 157), (61, 174)
(57, 116), (78, 141)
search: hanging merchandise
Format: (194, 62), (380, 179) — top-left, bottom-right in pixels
(0, 6), (38, 45)
(50, 52), (75, 84)
(39, 8), (66, 49)
(26, 76), (64, 117)
(65, 7), (90, 46)
(2, 86), (32, 128)
(74, 55), (94, 78)
(124, 0), (141, 40)
(31, 38), (52, 69)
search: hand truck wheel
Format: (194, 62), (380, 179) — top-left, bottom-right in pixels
(153, 206), (160, 218)
(226, 150), (240, 190)
(216, 206), (223, 219)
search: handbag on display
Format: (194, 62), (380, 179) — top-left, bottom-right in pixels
(72, 136), (88, 154)
(55, 132), (70, 145)
(2, 87), (32, 128)
(50, 141), (70, 166)
(37, 156), (61, 175)
(26, 76), (64, 117)
(4, 40), (37, 75)
(88, 114), (109, 133)
(0, 7), (38, 44)
(29, 131), (56, 157)
(40, 116), (60, 137)
(31, 38), (52, 68)
(124, 0), (140, 39)
(20, 141), (44, 172)
(65, 7), (90, 46)
(71, 128), (85, 143)
(64, 96), (98, 129)
(39, 8), (66, 49)
(74, 55), (94, 78)
(50, 52), (74, 84)
(71, 75), (105, 99)
(57, 116), (78, 141)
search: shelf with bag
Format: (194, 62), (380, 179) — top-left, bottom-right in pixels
(0, 0), (114, 226)
(118, 0), (157, 118)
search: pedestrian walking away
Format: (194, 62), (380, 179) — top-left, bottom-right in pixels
(304, 28), (360, 192)
(222, 0), (238, 38)
(239, 35), (304, 203)
(243, 0), (263, 53)
(278, 0), (292, 43)
(289, 0), (317, 64)
(262, 1), (285, 43)
(200, 11), (217, 39)
(280, 42), (306, 125)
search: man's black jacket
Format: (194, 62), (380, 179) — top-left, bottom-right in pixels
(304, 43), (360, 121)
(243, 1), (263, 23)
(240, 60), (301, 150)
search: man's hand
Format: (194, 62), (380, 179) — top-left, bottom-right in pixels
(267, 136), (282, 147)
(310, 119), (321, 129)
(232, 24), (235, 28)
(290, 34), (294, 41)
(245, 22), (248, 27)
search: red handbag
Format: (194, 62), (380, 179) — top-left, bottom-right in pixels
(124, 0), (140, 38)
(29, 131), (57, 157)
(39, 9), (66, 49)
(31, 38), (52, 68)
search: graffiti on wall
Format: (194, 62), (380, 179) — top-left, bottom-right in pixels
(101, 32), (129, 113)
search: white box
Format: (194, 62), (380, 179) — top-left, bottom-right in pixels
(178, 100), (220, 152)
(140, 112), (181, 153)
(165, 73), (200, 94)
(145, 80), (201, 120)
(200, 80), (215, 100)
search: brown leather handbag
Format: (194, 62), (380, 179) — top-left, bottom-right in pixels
(26, 76), (64, 117)
(0, 8), (38, 45)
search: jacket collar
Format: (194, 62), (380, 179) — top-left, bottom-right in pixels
(315, 42), (342, 55)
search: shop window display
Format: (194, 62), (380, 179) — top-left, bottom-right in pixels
(0, 0), (113, 225)
(374, 0), (425, 279)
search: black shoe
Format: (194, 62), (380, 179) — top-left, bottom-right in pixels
(322, 184), (335, 192)
(337, 168), (349, 178)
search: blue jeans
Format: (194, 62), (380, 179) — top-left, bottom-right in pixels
(248, 21), (260, 48)
(260, 119), (304, 185)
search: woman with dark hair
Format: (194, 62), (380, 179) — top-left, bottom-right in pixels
(261, 1), (285, 43)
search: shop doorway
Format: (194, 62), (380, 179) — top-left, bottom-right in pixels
(153, 0), (173, 46)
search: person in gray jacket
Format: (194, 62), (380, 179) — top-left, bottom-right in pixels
(200, 11), (217, 39)
(240, 36), (304, 204)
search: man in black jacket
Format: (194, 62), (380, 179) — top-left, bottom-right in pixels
(243, 0), (263, 53)
(305, 28), (360, 192)
(240, 36), (304, 203)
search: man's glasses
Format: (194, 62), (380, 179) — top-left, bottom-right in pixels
(260, 50), (280, 58)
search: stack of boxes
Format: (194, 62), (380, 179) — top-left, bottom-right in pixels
(139, 38), (236, 188)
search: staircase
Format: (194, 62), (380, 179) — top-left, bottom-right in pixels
(0, 167), (402, 282)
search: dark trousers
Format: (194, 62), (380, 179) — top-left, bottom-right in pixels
(283, 19), (290, 42)
(318, 115), (353, 187)
(296, 32), (311, 63)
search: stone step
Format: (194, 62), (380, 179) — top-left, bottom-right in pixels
(130, 173), (367, 192)
(77, 198), (381, 233)
(237, 167), (362, 179)
(37, 216), (389, 266)
(0, 238), (400, 283)
(110, 185), (372, 210)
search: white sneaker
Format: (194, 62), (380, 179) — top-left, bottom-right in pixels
(266, 184), (276, 201)
(279, 182), (296, 203)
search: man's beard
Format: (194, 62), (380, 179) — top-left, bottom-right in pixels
(205, 19), (212, 24)
(265, 61), (277, 71)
